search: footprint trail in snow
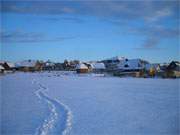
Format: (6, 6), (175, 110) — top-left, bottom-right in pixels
(32, 79), (73, 135)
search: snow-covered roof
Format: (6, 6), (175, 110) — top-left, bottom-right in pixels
(76, 63), (88, 69)
(118, 59), (144, 70)
(45, 62), (55, 66)
(15, 60), (37, 67)
(6, 62), (15, 68)
(45, 63), (55, 66)
(0, 61), (15, 68)
(0, 65), (4, 70)
(174, 61), (180, 66)
(90, 63), (106, 69)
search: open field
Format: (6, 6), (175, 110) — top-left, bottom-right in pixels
(0, 72), (179, 135)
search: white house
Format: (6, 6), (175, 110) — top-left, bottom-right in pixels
(90, 62), (106, 72)
(117, 59), (147, 71)
(15, 60), (37, 68)
(102, 56), (126, 71)
(90, 63), (105, 69)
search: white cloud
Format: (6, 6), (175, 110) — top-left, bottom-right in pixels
(144, 8), (172, 22)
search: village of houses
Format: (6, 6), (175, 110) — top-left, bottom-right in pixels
(0, 56), (180, 78)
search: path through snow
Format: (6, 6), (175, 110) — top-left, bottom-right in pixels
(32, 79), (73, 135)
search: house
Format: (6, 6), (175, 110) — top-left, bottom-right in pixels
(42, 60), (56, 71)
(15, 60), (43, 72)
(114, 59), (149, 77)
(145, 64), (160, 71)
(165, 61), (180, 78)
(69, 60), (80, 70)
(117, 59), (148, 72)
(90, 62), (106, 73)
(167, 61), (180, 71)
(0, 65), (5, 73)
(101, 56), (126, 71)
(145, 63), (161, 77)
(159, 63), (168, 71)
(2, 62), (16, 71)
(0, 61), (16, 73)
(63, 60), (74, 70)
(83, 62), (92, 70)
(76, 63), (89, 73)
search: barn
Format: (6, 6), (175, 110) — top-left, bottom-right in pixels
(15, 60), (43, 72)
(76, 63), (89, 73)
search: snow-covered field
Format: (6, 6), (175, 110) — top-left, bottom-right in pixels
(0, 71), (179, 135)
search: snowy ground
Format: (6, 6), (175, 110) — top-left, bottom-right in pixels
(0, 71), (179, 135)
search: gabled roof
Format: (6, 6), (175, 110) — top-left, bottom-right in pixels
(0, 61), (15, 68)
(118, 59), (144, 70)
(5, 62), (15, 68)
(167, 61), (180, 71)
(76, 63), (88, 69)
(90, 63), (106, 69)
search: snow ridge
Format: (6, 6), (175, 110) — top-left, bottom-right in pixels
(32, 79), (72, 135)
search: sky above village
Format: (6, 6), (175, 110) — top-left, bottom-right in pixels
(0, 0), (179, 63)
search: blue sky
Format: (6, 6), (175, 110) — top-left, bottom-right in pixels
(0, 0), (179, 63)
